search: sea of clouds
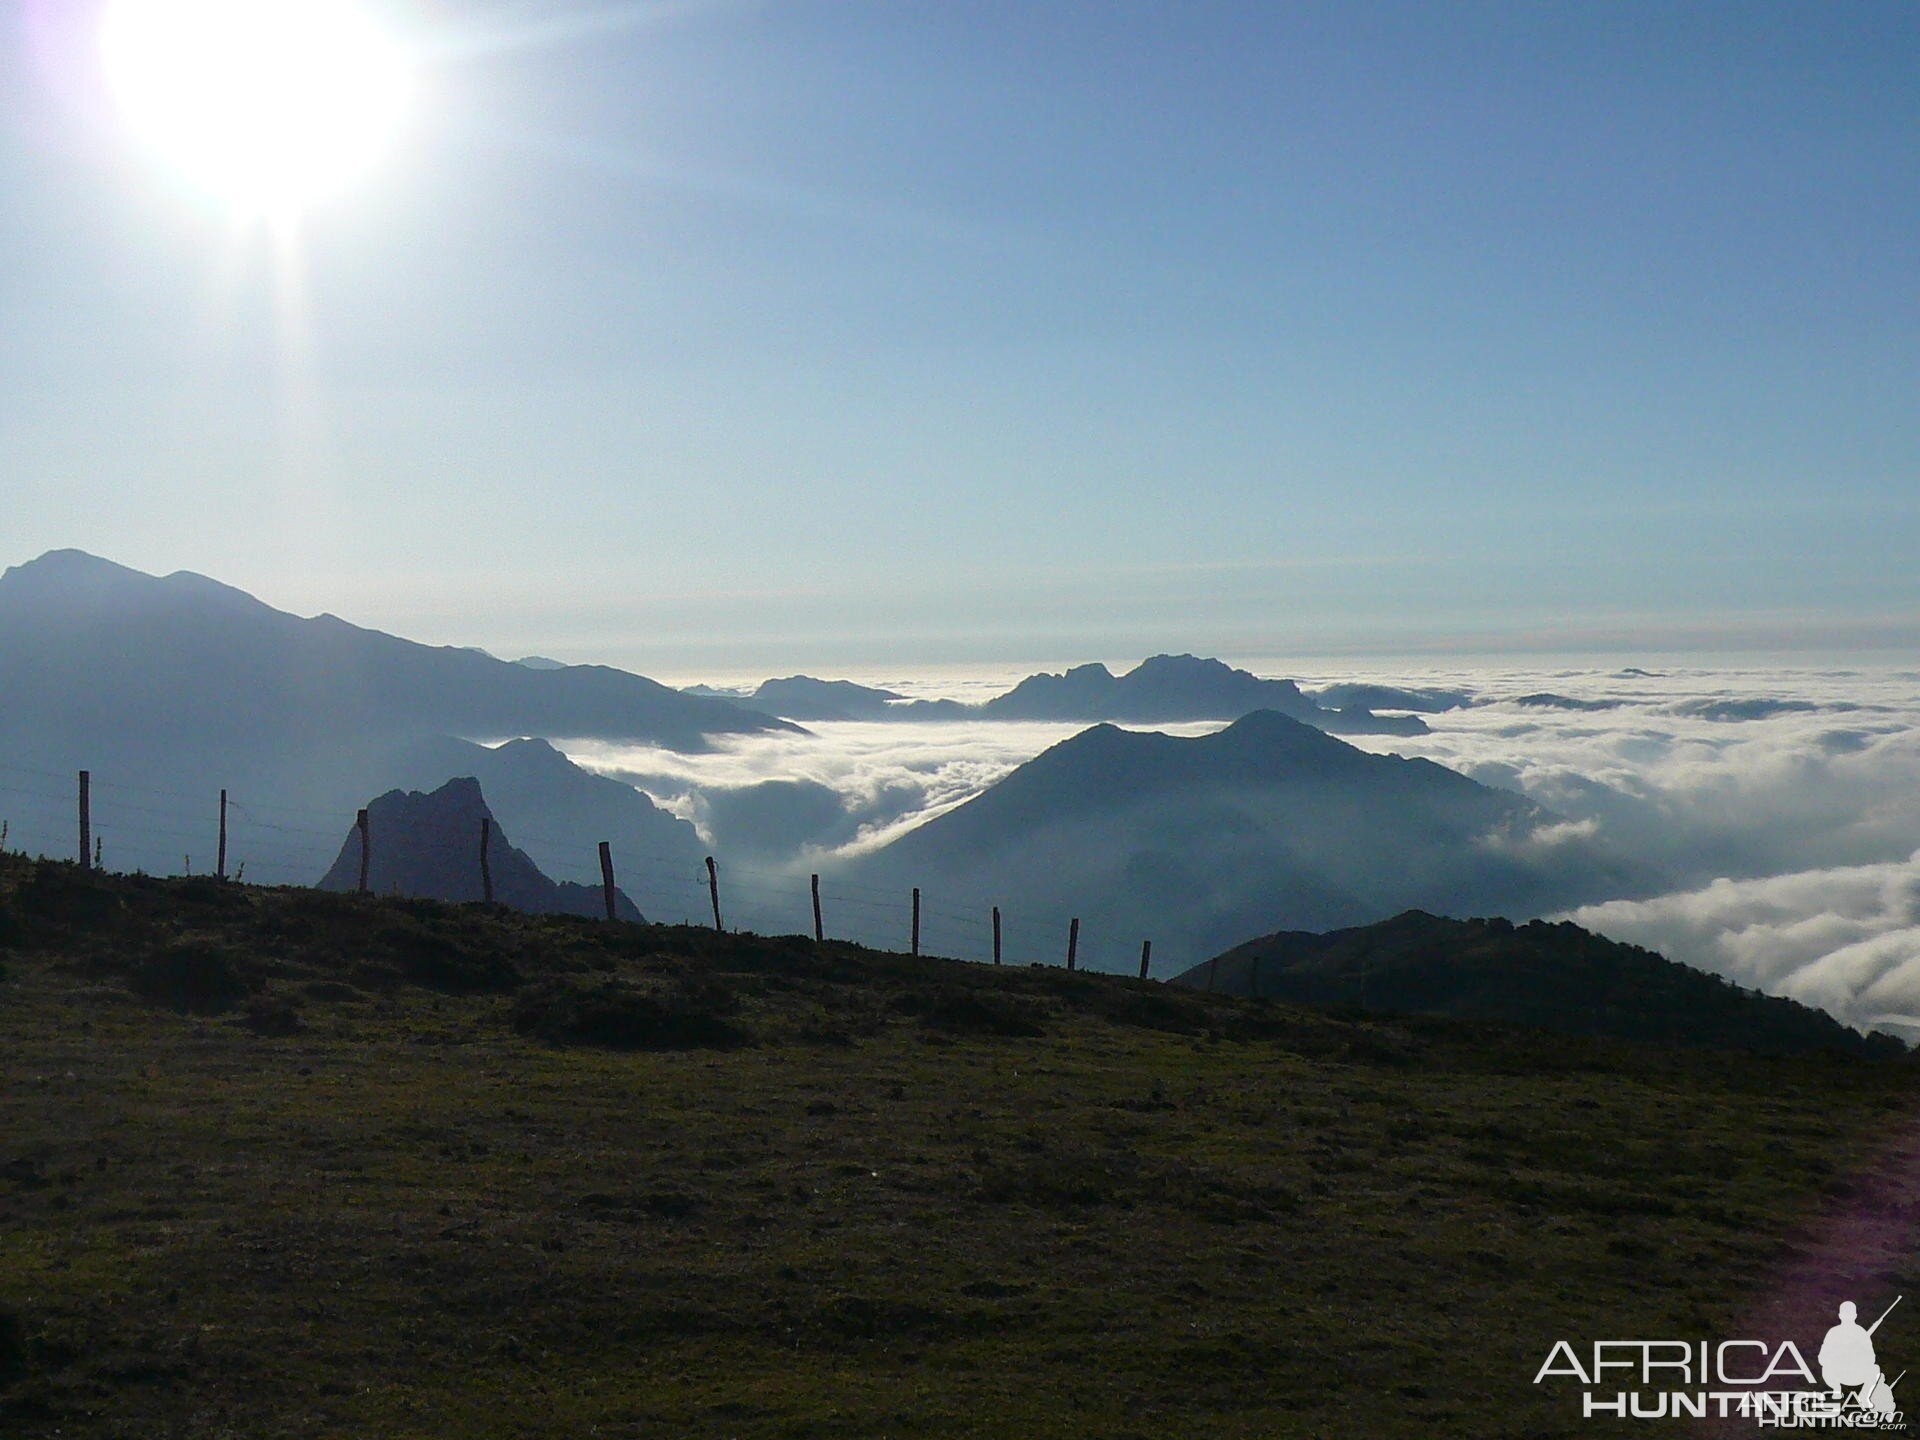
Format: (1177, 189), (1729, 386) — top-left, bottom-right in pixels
(563, 718), (1224, 860)
(1320, 665), (1920, 1036)
(565, 662), (1920, 1034)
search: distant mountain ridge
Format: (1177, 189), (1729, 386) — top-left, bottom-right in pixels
(981, 656), (1316, 723)
(317, 777), (643, 921)
(0, 550), (800, 751)
(1303, 682), (1472, 714)
(701, 654), (1428, 735)
(737, 676), (970, 723)
(1175, 910), (1900, 1056)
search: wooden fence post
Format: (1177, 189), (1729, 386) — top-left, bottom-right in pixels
(599, 842), (617, 921)
(479, 817), (494, 903)
(354, 808), (370, 893)
(811, 873), (823, 942)
(911, 888), (920, 957)
(1067, 917), (1079, 972)
(992, 906), (1001, 966)
(217, 789), (228, 881)
(78, 771), (91, 871)
(706, 856), (722, 931)
(1139, 940), (1152, 980)
(1206, 956), (1219, 993)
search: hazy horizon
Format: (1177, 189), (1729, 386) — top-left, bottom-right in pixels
(17, 538), (1920, 690)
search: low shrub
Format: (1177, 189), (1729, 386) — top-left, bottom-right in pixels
(129, 939), (252, 1015)
(511, 975), (746, 1051)
(905, 984), (1046, 1038)
(379, 923), (522, 995)
(1079, 984), (1208, 1035)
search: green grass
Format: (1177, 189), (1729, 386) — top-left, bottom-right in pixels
(1, 854), (1915, 1438)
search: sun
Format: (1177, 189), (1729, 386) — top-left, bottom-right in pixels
(100, 0), (412, 214)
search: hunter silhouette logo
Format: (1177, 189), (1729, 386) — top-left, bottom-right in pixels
(1534, 1294), (1907, 1427)
(1821, 1299), (1903, 1418)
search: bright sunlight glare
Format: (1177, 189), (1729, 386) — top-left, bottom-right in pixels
(100, 0), (411, 214)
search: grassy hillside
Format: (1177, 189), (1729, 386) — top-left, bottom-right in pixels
(1182, 909), (1901, 1057)
(2, 853), (1918, 1438)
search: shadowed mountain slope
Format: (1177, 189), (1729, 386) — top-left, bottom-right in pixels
(316, 777), (642, 921)
(0, 550), (799, 752)
(1177, 909), (1898, 1056)
(376, 737), (703, 918)
(837, 711), (1654, 969)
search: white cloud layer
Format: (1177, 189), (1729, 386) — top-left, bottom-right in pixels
(1570, 854), (1920, 1038)
(1334, 666), (1920, 893)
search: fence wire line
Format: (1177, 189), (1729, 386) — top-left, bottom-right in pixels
(5, 766), (1053, 915)
(3, 771), (1165, 965)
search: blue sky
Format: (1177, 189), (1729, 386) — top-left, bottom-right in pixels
(4, 0), (1916, 672)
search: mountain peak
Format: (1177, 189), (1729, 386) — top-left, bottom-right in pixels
(1216, 707), (1318, 736)
(1208, 708), (1341, 752)
(1, 550), (267, 613)
(318, 777), (643, 921)
(1131, 653), (1226, 676)
(2, 548), (151, 591)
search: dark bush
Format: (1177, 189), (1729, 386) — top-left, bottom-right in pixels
(1079, 984), (1208, 1035)
(241, 997), (305, 1037)
(511, 976), (746, 1051)
(909, 985), (1046, 1038)
(129, 939), (252, 1015)
(0, 1302), (26, 1383)
(642, 1190), (699, 1219)
(169, 876), (247, 913)
(576, 1189), (700, 1220)
(380, 923), (521, 994)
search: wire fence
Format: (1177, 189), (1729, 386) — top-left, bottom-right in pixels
(0, 761), (1164, 977)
